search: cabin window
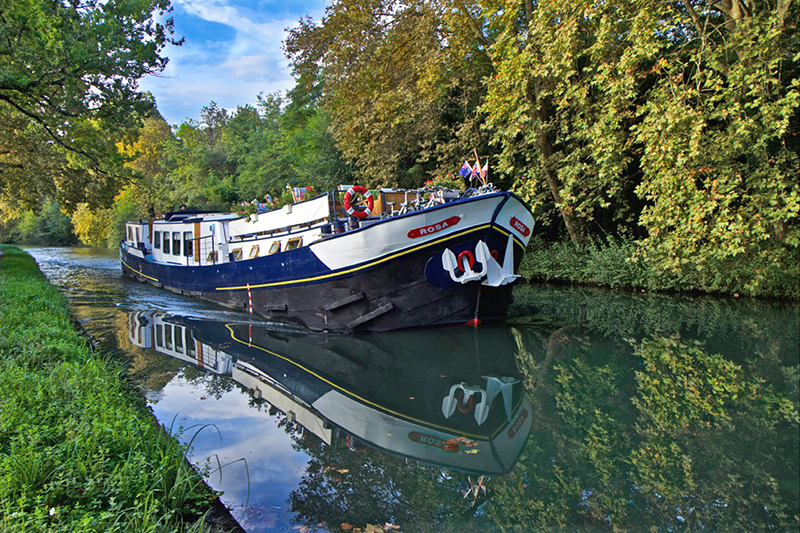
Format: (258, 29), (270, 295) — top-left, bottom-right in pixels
(185, 330), (195, 356)
(155, 324), (163, 348)
(183, 232), (193, 258)
(127, 227), (133, 241)
(286, 237), (302, 251)
(154, 231), (161, 249)
(175, 326), (184, 353)
(249, 245), (260, 259)
(162, 233), (171, 254)
(207, 251), (218, 263)
(172, 232), (181, 256)
(232, 248), (243, 260)
(135, 227), (141, 243)
(268, 241), (281, 255)
(165, 324), (173, 350)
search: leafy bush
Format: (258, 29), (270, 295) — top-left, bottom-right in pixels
(520, 236), (799, 299)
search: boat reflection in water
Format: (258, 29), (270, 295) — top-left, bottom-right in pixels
(127, 311), (532, 475)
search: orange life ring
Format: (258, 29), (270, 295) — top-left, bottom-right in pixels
(343, 186), (374, 219)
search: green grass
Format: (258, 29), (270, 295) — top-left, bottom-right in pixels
(519, 236), (800, 300)
(0, 246), (214, 532)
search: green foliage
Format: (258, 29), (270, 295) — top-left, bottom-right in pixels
(284, 0), (798, 295)
(109, 187), (147, 246)
(3, 199), (77, 245)
(0, 0), (796, 301)
(164, 96), (352, 211)
(117, 116), (181, 217)
(0, 246), (212, 531)
(520, 235), (800, 299)
(630, 1), (800, 297)
(482, 0), (641, 243)
(70, 204), (114, 247)
(285, 0), (494, 188)
(0, 0), (180, 211)
(480, 318), (798, 531)
(424, 174), (466, 190)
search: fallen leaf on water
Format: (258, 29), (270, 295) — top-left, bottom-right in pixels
(341, 524), (354, 532)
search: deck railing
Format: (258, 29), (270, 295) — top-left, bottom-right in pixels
(183, 234), (217, 266)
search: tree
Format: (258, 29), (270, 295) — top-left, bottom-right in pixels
(0, 0), (180, 210)
(281, 82), (355, 191)
(285, 0), (494, 188)
(169, 102), (237, 208)
(71, 202), (114, 246)
(480, 0), (656, 244)
(629, 0), (799, 293)
(117, 115), (179, 216)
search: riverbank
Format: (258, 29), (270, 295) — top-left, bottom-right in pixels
(520, 237), (800, 300)
(0, 245), (239, 531)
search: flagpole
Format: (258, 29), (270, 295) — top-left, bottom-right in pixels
(471, 148), (482, 186)
(473, 148), (488, 186)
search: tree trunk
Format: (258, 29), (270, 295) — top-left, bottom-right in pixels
(527, 81), (585, 245)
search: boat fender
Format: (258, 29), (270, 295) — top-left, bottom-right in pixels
(343, 186), (374, 219)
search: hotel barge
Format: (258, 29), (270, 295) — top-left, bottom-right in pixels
(120, 186), (534, 333)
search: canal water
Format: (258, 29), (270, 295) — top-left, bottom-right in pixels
(25, 246), (800, 532)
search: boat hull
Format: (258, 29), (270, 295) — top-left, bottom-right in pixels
(120, 192), (533, 332)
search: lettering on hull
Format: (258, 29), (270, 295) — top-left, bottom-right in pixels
(507, 408), (529, 438)
(408, 431), (458, 452)
(407, 216), (461, 239)
(509, 217), (530, 237)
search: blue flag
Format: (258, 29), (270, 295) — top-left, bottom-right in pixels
(458, 161), (472, 178)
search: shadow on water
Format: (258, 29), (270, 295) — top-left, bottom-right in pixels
(24, 247), (800, 532)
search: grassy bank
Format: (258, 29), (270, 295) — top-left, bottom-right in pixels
(0, 246), (215, 531)
(520, 237), (800, 300)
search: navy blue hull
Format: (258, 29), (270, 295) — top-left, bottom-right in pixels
(121, 219), (524, 332)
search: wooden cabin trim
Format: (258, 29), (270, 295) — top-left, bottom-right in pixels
(194, 221), (201, 263)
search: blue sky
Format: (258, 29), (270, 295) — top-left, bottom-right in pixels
(140, 0), (325, 125)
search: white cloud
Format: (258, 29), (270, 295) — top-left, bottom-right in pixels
(150, 374), (310, 509)
(140, 0), (322, 124)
